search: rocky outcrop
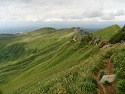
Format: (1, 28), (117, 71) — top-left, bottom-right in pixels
(71, 35), (77, 42)
(93, 36), (102, 45)
(102, 44), (113, 49)
(74, 27), (80, 33)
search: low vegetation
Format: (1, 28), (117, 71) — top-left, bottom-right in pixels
(93, 24), (121, 41)
(0, 25), (125, 94)
(109, 25), (125, 44)
(111, 46), (125, 94)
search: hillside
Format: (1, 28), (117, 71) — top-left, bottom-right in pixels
(0, 26), (125, 94)
(109, 25), (125, 44)
(93, 24), (121, 41)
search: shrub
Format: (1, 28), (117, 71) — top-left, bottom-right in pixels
(0, 89), (2, 94)
(42, 82), (54, 93)
(102, 48), (116, 58)
(103, 80), (111, 86)
(91, 59), (104, 74)
(117, 80), (125, 94)
(109, 25), (125, 44)
(99, 69), (107, 80)
(82, 76), (97, 85)
(76, 76), (98, 93)
(58, 71), (79, 94)
(80, 81), (97, 93)
(109, 31), (125, 44)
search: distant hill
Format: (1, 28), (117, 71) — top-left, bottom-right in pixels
(93, 24), (121, 41)
(0, 27), (40, 34)
(0, 34), (15, 37)
(80, 27), (101, 32)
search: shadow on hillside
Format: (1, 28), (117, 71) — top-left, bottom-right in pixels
(0, 42), (27, 62)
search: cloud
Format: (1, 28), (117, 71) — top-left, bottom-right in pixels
(99, 10), (125, 21)
(82, 9), (104, 18)
(110, 10), (125, 16)
(0, 0), (125, 23)
(101, 15), (115, 21)
(44, 18), (64, 22)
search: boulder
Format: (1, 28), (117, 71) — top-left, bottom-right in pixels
(102, 44), (112, 49)
(121, 40), (125, 43)
(93, 36), (102, 45)
(71, 35), (77, 42)
(100, 74), (116, 84)
(74, 27), (80, 33)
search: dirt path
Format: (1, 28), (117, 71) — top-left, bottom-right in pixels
(94, 74), (106, 94)
(94, 56), (117, 94)
(104, 59), (114, 74)
(103, 58), (117, 94)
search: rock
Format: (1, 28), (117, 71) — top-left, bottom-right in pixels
(100, 74), (116, 84)
(102, 44), (112, 49)
(74, 27), (80, 33)
(71, 35), (77, 42)
(89, 33), (93, 38)
(121, 40), (125, 43)
(93, 36), (102, 45)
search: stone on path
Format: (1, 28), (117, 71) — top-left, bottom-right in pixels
(100, 74), (116, 84)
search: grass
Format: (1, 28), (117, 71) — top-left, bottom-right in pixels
(0, 26), (125, 94)
(111, 45), (125, 94)
(93, 24), (121, 41)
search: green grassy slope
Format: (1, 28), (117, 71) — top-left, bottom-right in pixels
(93, 24), (121, 41)
(0, 26), (125, 94)
(0, 27), (77, 93)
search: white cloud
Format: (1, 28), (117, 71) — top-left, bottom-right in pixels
(82, 9), (104, 18)
(44, 18), (64, 22)
(0, 0), (125, 23)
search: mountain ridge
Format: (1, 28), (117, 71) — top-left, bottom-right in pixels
(0, 24), (125, 94)
(93, 24), (121, 41)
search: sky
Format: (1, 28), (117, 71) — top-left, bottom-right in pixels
(0, 0), (125, 33)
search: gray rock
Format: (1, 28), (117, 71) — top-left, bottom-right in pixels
(93, 36), (102, 45)
(74, 27), (80, 33)
(100, 74), (116, 84)
(102, 44), (112, 49)
(121, 40), (125, 43)
(71, 35), (77, 42)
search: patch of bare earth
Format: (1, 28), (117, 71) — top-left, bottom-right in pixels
(94, 73), (106, 94)
(94, 57), (117, 94)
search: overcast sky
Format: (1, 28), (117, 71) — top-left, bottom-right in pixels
(0, 0), (125, 30)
